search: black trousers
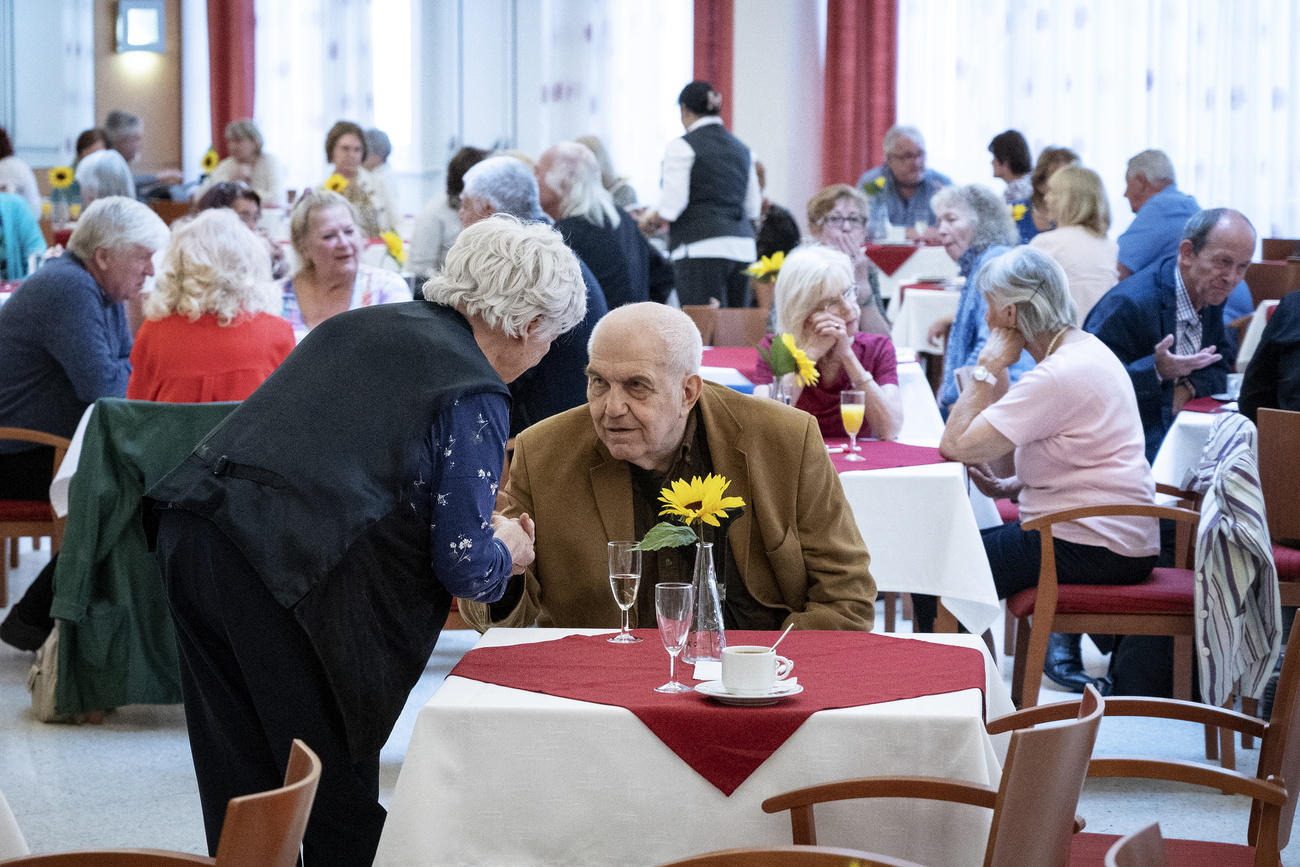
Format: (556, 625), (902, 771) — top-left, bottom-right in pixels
(155, 509), (386, 867)
(672, 257), (751, 307)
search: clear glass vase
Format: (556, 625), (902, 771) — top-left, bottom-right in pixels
(683, 542), (726, 664)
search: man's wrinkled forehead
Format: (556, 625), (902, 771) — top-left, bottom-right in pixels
(587, 331), (673, 385)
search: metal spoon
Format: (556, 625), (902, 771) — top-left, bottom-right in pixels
(770, 622), (794, 652)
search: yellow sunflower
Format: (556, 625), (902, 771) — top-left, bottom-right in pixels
(780, 333), (820, 386)
(744, 250), (784, 282)
(201, 148), (220, 173)
(874, 176), (886, 190)
(324, 173), (349, 193)
(1011, 203), (1027, 222)
(658, 474), (746, 528)
(48, 166), (74, 189)
(380, 231), (406, 264)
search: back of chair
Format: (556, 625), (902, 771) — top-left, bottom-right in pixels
(682, 306), (717, 345)
(1105, 823), (1168, 867)
(213, 740), (320, 867)
(1252, 620), (1300, 851)
(712, 308), (769, 347)
(1244, 262), (1300, 307)
(656, 845), (924, 867)
(1261, 238), (1300, 261)
(1257, 408), (1300, 542)
(987, 686), (1104, 867)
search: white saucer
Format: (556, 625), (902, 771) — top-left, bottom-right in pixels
(694, 680), (803, 707)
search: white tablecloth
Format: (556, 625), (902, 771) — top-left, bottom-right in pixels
(1235, 299), (1280, 372)
(875, 246), (959, 303)
(49, 403), (96, 518)
(375, 628), (1013, 867)
(890, 288), (961, 354)
(1150, 410), (1216, 491)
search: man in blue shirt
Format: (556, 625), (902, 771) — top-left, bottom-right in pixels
(857, 125), (951, 234)
(1115, 149), (1200, 280)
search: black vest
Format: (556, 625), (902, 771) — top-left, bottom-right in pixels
(149, 301), (508, 757)
(667, 123), (754, 251)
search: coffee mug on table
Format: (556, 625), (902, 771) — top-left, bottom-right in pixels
(721, 645), (795, 695)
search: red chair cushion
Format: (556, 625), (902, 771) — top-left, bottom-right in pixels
(1070, 831), (1272, 866)
(1274, 543), (1300, 581)
(1006, 567), (1194, 619)
(995, 499), (1020, 524)
(0, 499), (52, 522)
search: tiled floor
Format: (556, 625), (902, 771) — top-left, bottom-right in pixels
(0, 540), (1292, 863)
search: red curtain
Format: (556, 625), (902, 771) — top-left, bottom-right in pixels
(821, 0), (897, 187)
(693, 0), (735, 129)
(207, 0), (257, 155)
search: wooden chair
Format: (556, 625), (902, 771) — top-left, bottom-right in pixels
(713, 308), (770, 347)
(1261, 238), (1300, 261)
(1060, 618), (1300, 866)
(146, 200), (192, 227)
(763, 686), (1104, 867)
(0, 428), (71, 607)
(1244, 262), (1300, 307)
(0, 739), (321, 867)
(1008, 503), (1200, 710)
(1257, 408), (1300, 604)
(1104, 824), (1167, 867)
(682, 305), (717, 345)
(657, 845), (924, 867)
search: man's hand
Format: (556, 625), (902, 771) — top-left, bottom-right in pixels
(978, 326), (1026, 372)
(492, 513), (536, 575)
(637, 210), (666, 235)
(1153, 334), (1221, 381)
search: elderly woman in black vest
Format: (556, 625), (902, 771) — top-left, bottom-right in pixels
(639, 80), (761, 308)
(149, 215), (587, 866)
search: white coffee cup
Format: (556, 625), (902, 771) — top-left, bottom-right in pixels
(885, 223), (907, 243)
(721, 645), (795, 695)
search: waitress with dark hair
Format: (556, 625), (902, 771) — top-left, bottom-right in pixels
(639, 80), (761, 307)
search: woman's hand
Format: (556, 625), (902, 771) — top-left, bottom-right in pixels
(967, 463), (1021, 500)
(492, 513), (536, 575)
(804, 311), (851, 361)
(927, 316), (954, 347)
(978, 326), (1026, 372)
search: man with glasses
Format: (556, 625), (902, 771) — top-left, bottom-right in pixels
(856, 125), (951, 235)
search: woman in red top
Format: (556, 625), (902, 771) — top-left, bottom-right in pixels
(127, 209), (294, 402)
(754, 245), (903, 440)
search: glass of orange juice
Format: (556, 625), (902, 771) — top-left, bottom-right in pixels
(841, 390), (866, 461)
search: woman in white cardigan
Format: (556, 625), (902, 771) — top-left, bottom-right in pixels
(1029, 165), (1118, 324)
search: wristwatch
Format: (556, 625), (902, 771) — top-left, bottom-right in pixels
(971, 365), (996, 384)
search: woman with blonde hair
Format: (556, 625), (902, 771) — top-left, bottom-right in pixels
(752, 244), (902, 440)
(1030, 164), (1118, 323)
(127, 208), (295, 402)
(195, 119), (284, 206)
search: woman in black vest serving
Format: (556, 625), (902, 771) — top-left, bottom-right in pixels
(639, 81), (762, 308)
(148, 216), (587, 866)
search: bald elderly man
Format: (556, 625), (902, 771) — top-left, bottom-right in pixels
(461, 303), (876, 633)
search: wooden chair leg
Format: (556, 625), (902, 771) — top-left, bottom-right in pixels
(1016, 616), (1055, 709)
(32, 536), (41, 551)
(8, 537), (17, 568)
(935, 602), (959, 633)
(0, 540), (7, 608)
(882, 592), (896, 632)
(902, 593), (913, 622)
(1011, 616), (1031, 708)
(1003, 604), (1016, 655)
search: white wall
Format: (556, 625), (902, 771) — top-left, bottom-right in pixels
(3, 0), (94, 166)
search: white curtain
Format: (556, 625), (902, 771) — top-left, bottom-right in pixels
(254, 0), (377, 198)
(897, 0), (1300, 238)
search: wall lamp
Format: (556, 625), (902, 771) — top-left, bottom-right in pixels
(117, 0), (166, 54)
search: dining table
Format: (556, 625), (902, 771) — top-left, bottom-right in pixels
(1235, 298), (1281, 372)
(374, 627), (1014, 867)
(889, 286), (961, 354)
(864, 243), (958, 305)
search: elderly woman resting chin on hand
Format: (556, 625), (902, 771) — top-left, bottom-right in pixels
(930, 247), (1160, 693)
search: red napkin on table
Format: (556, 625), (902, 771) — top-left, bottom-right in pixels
(702, 346), (762, 381)
(449, 630), (986, 795)
(1180, 397), (1228, 414)
(864, 244), (918, 276)
(825, 439), (949, 473)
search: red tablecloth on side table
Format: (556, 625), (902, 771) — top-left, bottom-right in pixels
(1180, 397), (1229, 414)
(702, 346), (762, 381)
(826, 438), (948, 473)
(864, 244), (918, 276)
(450, 630), (985, 795)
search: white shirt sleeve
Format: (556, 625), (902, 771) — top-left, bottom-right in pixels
(743, 159), (762, 221)
(655, 136), (695, 222)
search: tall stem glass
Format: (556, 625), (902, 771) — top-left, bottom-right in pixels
(607, 541), (642, 644)
(654, 583), (694, 693)
(841, 389), (866, 461)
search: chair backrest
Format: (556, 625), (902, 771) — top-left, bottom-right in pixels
(986, 686), (1104, 867)
(712, 308), (769, 347)
(1261, 238), (1300, 261)
(682, 305), (717, 345)
(0, 428), (72, 478)
(1257, 408), (1300, 542)
(1252, 618), (1300, 850)
(1105, 823), (1168, 867)
(213, 739), (320, 867)
(656, 845), (924, 867)
(146, 200), (193, 227)
(1244, 262), (1300, 307)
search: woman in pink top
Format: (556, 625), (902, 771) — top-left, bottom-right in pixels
(938, 246), (1160, 692)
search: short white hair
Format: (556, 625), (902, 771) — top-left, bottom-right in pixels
(461, 156), (545, 221)
(1126, 149), (1176, 184)
(146, 209), (277, 325)
(977, 246), (1076, 341)
(77, 149), (136, 201)
(588, 302), (702, 380)
(424, 214), (586, 341)
(67, 196), (170, 260)
(774, 245), (855, 342)
(883, 125), (925, 155)
(543, 142), (621, 229)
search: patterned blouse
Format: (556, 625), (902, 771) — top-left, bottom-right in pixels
(280, 264), (412, 337)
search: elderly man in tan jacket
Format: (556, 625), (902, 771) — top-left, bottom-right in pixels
(461, 302), (876, 633)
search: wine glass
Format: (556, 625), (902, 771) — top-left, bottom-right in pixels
(607, 541), (642, 644)
(841, 390), (866, 461)
(654, 582), (694, 693)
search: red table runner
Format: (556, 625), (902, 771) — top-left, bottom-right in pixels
(1181, 397), (1229, 414)
(449, 630), (985, 795)
(825, 438), (949, 473)
(702, 346), (762, 380)
(864, 244), (919, 276)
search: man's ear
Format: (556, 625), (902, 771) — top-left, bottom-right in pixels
(681, 373), (703, 411)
